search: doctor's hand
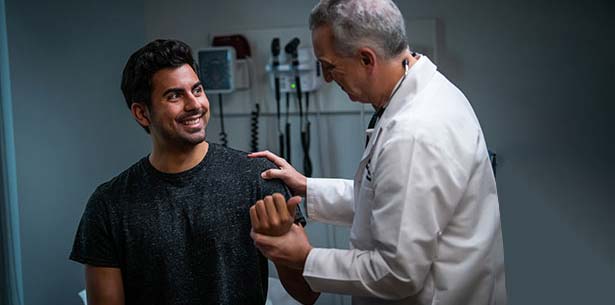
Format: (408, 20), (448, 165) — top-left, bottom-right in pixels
(248, 150), (307, 196)
(250, 193), (302, 236)
(251, 223), (313, 270)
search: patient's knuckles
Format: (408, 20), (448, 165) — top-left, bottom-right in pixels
(271, 218), (281, 227)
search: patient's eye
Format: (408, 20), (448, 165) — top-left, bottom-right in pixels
(166, 91), (181, 101)
(193, 86), (203, 96)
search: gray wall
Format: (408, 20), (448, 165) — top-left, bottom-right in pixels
(0, 0), (7, 300)
(418, 2), (615, 304)
(143, 0), (615, 304)
(0, 146), (6, 304)
(6, 0), (147, 304)
(3, 0), (614, 305)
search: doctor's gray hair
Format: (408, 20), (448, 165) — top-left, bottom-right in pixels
(309, 0), (408, 59)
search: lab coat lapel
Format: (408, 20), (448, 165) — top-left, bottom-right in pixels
(356, 126), (382, 186)
(356, 56), (438, 188)
(361, 126), (381, 163)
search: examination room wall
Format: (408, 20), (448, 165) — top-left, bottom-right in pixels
(1, 1), (613, 305)
(422, 3), (615, 305)
(4, 0), (148, 304)
(144, 0), (614, 305)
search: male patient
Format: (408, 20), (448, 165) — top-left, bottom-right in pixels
(69, 39), (304, 305)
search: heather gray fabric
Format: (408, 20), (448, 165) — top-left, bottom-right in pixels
(70, 143), (304, 305)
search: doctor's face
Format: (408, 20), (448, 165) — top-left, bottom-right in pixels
(312, 24), (371, 103)
(145, 64), (210, 148)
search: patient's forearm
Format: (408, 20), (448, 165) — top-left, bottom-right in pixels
(85, 265), (125, 305)
(275, 263), (320, 305)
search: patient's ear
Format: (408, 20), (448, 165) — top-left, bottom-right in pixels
(130, 102), (151, 128)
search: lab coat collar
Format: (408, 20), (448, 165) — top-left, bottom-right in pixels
(361, 56), (438, 162)
(380, 55), (438, 124)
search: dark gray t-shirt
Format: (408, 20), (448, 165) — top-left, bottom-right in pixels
(70, 143), (304, 305)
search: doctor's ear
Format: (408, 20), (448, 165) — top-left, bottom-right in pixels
(130, 102), (151, 128)
(358, 48), (377, 70)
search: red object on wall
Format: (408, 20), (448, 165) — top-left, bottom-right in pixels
(212, 35), (251, 59)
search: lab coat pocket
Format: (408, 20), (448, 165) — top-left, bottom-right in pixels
(358, 157), (376, 208)
(358, 181), (375, 206)
(431, 289), (452, 305)
(431, 289), (442, 305)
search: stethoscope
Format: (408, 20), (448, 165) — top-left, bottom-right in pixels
(387, 57), (410, 105)
(365, 55), (412, 146)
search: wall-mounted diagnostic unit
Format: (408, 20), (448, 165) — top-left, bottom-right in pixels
(198, 47), (236, 94)
(266, 47), (323, 93)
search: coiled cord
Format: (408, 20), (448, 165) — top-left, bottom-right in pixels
(301, 92), (313, 177)
(218, 94), (228, 147)
(250, 104), (260, 152)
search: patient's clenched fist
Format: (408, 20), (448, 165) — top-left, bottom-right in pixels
(250, 193), (301, 236)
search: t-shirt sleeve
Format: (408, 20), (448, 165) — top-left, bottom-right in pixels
(257, 161), (307, 227)
(69, 186), (120, 267)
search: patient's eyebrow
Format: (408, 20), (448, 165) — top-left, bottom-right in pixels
(162, 88), (184, 97)
(191, 82), (203, 91)
(161, 81), (203, 97)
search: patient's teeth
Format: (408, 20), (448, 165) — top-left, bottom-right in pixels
(182, 118), (200, 125)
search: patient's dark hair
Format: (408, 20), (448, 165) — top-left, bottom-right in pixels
(120, 39), (198, 132)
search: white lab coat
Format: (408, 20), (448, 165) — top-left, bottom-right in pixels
(302, 56), (507, 305)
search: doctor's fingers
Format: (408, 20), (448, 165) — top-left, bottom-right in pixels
(260, 168), (286, 181)
(262, 168), (307, 197)
(251, 229), (277, 250)
(250, 230), (271, 258)
(248, 150), (289, 169)
(290, 223), (307, 236)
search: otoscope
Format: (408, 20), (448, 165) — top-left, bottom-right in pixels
(271, 38), (284, 158)
(285, 38), (302, 105)
(284, 38), (300, 165)
(285, 37), (312, 176)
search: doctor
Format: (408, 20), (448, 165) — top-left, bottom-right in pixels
(249, 0), (507, 304)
